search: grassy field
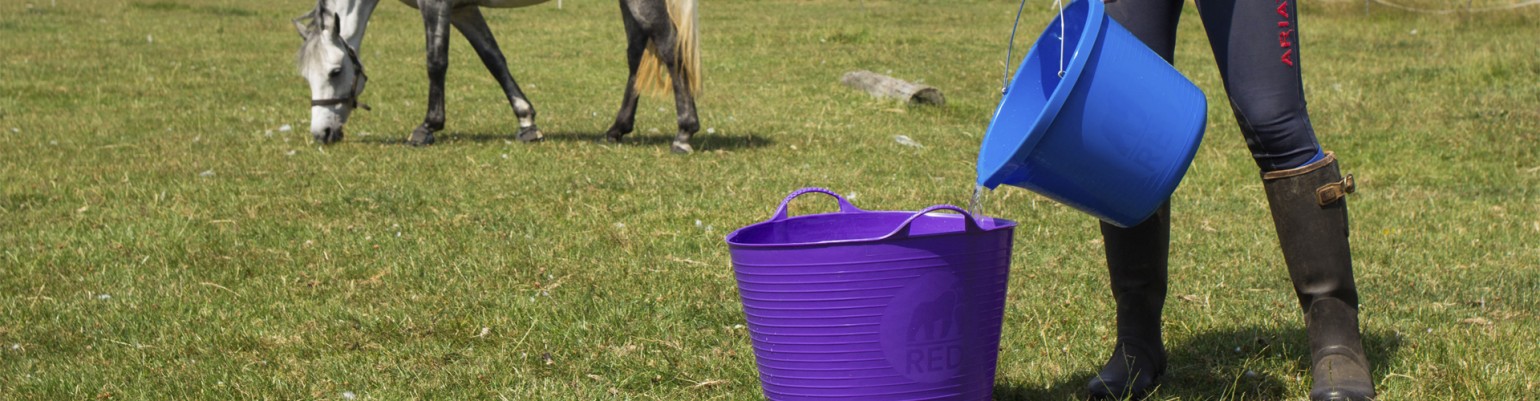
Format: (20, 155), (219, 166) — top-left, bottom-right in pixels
(2, 0), (1537, 399)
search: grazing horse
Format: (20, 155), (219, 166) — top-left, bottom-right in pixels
(293, 0), (702, 153)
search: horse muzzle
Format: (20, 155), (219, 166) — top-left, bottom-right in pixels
(313, 126), (345, 144)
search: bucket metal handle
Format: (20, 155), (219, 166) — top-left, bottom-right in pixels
(769, 187), (863, 222)
(891, 204), (985, 237)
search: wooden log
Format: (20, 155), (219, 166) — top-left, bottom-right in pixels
(840, 70), (945, 106)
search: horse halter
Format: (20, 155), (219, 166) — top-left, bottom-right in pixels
(310, 40), (370, 111)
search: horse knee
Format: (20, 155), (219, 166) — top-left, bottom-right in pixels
(425, 57), (449, 75)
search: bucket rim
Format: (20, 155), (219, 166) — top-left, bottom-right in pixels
(978, 0), (1106, 188)
(726, 189), (1017, 249)
(725, 209), (1017, 249)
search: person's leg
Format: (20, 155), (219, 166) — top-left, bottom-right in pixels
(1090, 204), (1170, 400)
(1105, 0), (1184, 62)
(1260, 153), (1374, 401)
(1197, 1), (1375, 399)
(1195, 0), (1322, 170)
(1091, 1), (1184, 398)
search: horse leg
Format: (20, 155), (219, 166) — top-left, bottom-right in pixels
(604, 1), (649, 144)
(409, 0), (453, 146)
(655, 28), (700, 154)
(628, 0), (700, 154)
(450, 6), (543, 142)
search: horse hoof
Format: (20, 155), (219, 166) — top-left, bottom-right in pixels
(314, 127), (344, 145)
(671, 141), (694, 154)
(602, 130), (626, 143)
(407, 126), (435, 147)
(516, 127), (544, 143)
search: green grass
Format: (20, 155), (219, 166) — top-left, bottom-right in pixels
(2, 0), (1537, 399)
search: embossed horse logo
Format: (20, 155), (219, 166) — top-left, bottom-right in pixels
(907, 289), (961, 342)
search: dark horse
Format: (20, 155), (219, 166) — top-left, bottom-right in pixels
(294, 0), (702, 153)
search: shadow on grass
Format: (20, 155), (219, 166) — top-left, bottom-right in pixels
(537, 130), (777, 152)
(995, 326), (1402, 400)
(358, 130), (775, 152)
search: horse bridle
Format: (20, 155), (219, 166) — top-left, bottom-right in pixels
(310, 40), (370, 111)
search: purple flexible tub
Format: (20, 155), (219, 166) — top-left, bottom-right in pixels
(725, 188), (1017, 400)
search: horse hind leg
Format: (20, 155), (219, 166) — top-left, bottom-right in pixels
(653, 0), (700, 154)
(605, 1), (650, 144)
(653, 30), (700, 154)
(451, 6), (542, 142)
(617, 0), (700, 154)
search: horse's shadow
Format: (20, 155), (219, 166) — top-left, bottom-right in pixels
(994, 326), (1402, 400)
(358, 130), (774, 152)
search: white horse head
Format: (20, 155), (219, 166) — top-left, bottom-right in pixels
(294, 1), (367, 144)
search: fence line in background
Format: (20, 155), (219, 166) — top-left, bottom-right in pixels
(1370, 0), (1540, 14)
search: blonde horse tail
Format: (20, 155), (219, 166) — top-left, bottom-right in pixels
(636, 0), (700, 97)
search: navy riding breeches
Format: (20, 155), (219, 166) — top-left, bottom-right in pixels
(1103, 0), (1322, 171)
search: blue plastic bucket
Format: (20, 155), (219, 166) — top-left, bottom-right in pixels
(726, 188), (1017, 401)
(976, 0), (1207, 227)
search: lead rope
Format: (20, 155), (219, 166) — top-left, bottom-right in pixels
(1001, 0), (1068, 94)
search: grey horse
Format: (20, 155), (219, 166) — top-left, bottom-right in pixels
(294, 0), (702, 153)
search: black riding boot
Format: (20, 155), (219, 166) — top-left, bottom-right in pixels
(1262, 152), (1376, 401)
(1088, 203), (1170, 400)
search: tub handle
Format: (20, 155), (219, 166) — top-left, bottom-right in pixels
(892, 204), (985, 237)
(770, 187), (863, 221)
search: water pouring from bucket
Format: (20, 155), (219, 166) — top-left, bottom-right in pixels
(968, 184), (987, 218)
(976, 0), (1207, 228)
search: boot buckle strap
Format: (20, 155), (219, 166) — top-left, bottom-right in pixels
(1315, 174), (1355, 206)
